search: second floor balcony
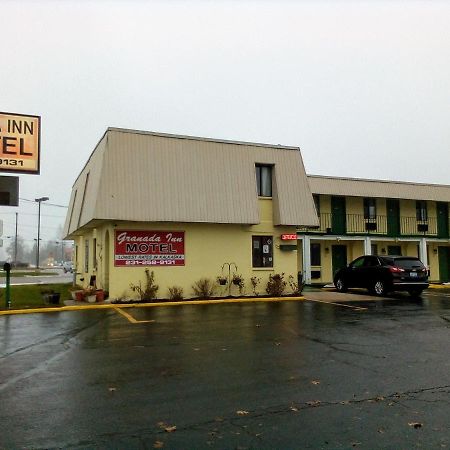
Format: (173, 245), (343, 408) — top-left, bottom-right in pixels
(298, 213), (449, 238)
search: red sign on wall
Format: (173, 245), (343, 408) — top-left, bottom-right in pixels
(281, 234), (297, 240)
(114, 230), (185, 266)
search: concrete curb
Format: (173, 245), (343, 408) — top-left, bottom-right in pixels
(0, 296), (305, 316)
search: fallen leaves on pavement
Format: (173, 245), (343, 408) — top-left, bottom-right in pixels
(306, 400), (321, 407)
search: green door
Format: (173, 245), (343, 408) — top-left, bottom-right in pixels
(332, 245), (347, 276)
(387, 199), (400, 237)
(331, 196), (346, 235)
(437, 202), (449, 238)
(438, 247), (450, 282)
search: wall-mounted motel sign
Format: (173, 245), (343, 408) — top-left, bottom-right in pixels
(114, 230), (185, 266)
(0, 112), (41, 174)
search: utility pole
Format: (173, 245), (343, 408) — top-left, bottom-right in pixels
(35, 197), (49, 269)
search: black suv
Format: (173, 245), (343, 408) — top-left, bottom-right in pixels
(334, 255), (429, 297)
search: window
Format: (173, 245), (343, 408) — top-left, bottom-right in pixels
(84, 239), (89, 273)
(255, 165), (272, 197)
(416, 200), (428, 221)
(350, 256), (365, 268)
(310, 243), (321, 266)
(364, 256), (380, 267)
(252, 236), (273, 268)
(93, 238), (97, 270)
(364, 198), (377, 220)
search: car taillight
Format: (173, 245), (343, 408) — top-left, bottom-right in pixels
(389, 266), (405, 273)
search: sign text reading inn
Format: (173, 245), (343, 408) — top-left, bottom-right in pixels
(114, 230), (185, 266)
(0, 112), (41, 174)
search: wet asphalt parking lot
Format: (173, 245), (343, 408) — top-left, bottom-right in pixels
(0, 290), (449, 449)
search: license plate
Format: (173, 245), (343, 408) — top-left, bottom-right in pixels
(410, 272), (418, 278)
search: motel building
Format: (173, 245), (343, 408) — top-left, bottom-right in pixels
(298, 175), (450, 285)
(63, 128), (319, 300)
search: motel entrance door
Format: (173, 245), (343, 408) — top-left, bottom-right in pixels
(332, 245), (347, 277)
(438, 247), (450, 282)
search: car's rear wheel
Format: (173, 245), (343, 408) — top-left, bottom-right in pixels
(408, 288), (424, 298)
(335, 277), (347, 293)
(373, 280), (387, 296)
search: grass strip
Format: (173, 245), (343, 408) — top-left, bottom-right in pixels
(0, 283), (72, 310)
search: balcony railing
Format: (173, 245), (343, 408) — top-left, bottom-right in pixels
(298, 213), (445, 238)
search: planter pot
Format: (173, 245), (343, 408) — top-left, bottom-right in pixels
(70, 291), (79, 301)
(87, 295), (96, 303)
(49, 293), (60, 304)
(218, 280), (227, 286)
(96, 290), (104, 302)
(42, 293), (60, 304)
(75, 290), (85, 302)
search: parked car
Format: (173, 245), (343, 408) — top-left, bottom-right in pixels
(334, 255), (429, 297)
(62, 261), (74, 273)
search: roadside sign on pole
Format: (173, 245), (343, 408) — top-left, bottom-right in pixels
(0, 112), (41, 174)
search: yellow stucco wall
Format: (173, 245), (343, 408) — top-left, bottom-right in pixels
(73, 200), (300, 299)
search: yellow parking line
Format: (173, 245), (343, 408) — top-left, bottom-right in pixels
(113, 307), (155, 324)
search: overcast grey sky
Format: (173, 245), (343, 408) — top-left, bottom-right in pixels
(1, 0), (450, 257)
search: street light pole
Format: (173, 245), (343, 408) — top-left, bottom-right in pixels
(35, 197), (49, 269)
(14, 212), (18, 266)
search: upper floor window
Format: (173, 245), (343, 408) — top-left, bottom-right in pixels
(255, 164), (272, 197)
(416, 201), (428, 222)
(364, 198), (377, 220)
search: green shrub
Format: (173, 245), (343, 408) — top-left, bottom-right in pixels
(288, 275), (303, 295)
(250, 276), (261, 296)
(266, 273), (287, 297)
(192, 278), (215, 299)
(168, 286), (184, 301)
(130, 269), (159, 301)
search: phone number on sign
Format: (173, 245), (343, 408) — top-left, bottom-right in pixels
(123, 260), (181, 266)
(0, 159), (24, 166)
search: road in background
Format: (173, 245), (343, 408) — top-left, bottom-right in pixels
(0, 268), (72, 287)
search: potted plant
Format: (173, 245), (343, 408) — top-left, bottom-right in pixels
(232, 273), (243, 286)
(69, 285), (84, 301)
(232, 274), (245, 295)
(84, 286), (97, 303)
(217, 276), (228, 286)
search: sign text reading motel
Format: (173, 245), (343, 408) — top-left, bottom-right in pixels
(114, 230), (185, 266)
(0, 112), (41, 174)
